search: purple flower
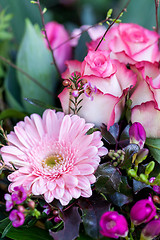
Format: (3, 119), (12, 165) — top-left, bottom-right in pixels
(4, 193), (14, 212)
(43, 204), (51, 215)
(149, 177), (160, 194)
(11, 186), (27, 204)
(130, 197), (156, 225)
(83, 82), (97, 101)
(99, 211), (128, 239)
(9, 210), (25, 227)
(140, 219), (160, 240)
(129, 122), (146, 149)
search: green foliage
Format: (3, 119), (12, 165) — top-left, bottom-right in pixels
(0, 9), (13, 77)
(16, 19), (58, 114)
(145, 138), (160, 164)
(0, 9), (12, 41)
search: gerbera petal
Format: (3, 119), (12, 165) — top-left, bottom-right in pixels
(75, 164), (94, 175)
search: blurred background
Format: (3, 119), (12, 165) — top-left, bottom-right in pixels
(0, 0), (158, 124)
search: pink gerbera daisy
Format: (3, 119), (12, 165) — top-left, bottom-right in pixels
(1, 110), (107, 205)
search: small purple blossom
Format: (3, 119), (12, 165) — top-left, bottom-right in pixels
(129, 122), (146, 149)
(141, 219), (160, 240)
(9, 209), (25, 227)
(4, 193), (14, 212)
(83, 82), (97, 101)
(130, 197), (156, 225)
(43, 204), (51, 215)
(99, 211), (128, 239)
(149, 177), (160, 194)
(11, 186), (27, 204)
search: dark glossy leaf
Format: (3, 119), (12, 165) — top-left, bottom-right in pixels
(95, 163), (121, 194)
(74, 31), (91, 61)
(100, 124), (116, 145)
(0, 109), (26, 121)
(108, 123), (119, 140)
(24, 98), (62, 112)
(145, 138), (160, 164)
(50, 207), (81, 240)
(79, 193), (110, 239)
(133, 179), (151, 194)
(120, 125), (130, 141)
(119, 176), (132, 197)
(120, 144), (140, 169)
(109, 192), (132, 207)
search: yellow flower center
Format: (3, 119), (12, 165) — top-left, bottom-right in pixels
(42, 154), (63, 168)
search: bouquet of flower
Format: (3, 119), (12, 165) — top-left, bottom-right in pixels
(0, 0), (160, 239)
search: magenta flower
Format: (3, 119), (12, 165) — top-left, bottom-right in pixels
(4, 193), (14, 212)
(9, 209), (25, 227)
(130, 197), (156, 225)
(149, 177), (160, 194)
(129, 122), (146, 149)
(1, 110), (108, 206)
(99, 211), (128, 239)
(140, 219), (160, 240)
(11, 186), (27, 204)
(83, 82), (97, 101)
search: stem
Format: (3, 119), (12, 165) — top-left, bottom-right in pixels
(36, 0), (61, 78)
(95, 0), (131, 51)
(0, 55), (53, 96)
(52, 18), (109, 51)
(154, 0), (159, 33)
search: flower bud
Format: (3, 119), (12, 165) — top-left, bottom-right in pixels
(28, 200), (35, 209)
(54, 216), (62, 223)
(99, 211), (128, 239)
(130, 197), (156, 225)
(72, 90), (79, 97)
(140, 219), (160, 240)
(145, 161), (155, 175)
(129, 122), (146, 149)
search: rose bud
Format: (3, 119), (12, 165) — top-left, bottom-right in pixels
(99, 211), (128, 239)
(130, 197), (156, 225)
(129, 122), (146, 149)
(140, 219), (160, 240)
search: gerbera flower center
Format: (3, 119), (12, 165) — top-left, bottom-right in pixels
(44, 154), (63, 168)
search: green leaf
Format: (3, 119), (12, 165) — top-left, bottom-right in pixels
(1, 222), (12, 238)
(0, 109), (27, 121)
(106, 9), (113, 18)
(24, 98), (62, 112)
(145, 138), (160, 164)
(4, 66), (24, 111)
(17, 19), (58, 114)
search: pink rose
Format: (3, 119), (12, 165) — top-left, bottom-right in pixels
(88, 23), (160, 64)
(131, 62), (160, 137)
(58, 51), (137, 129)
(44, 21), (72, 72)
